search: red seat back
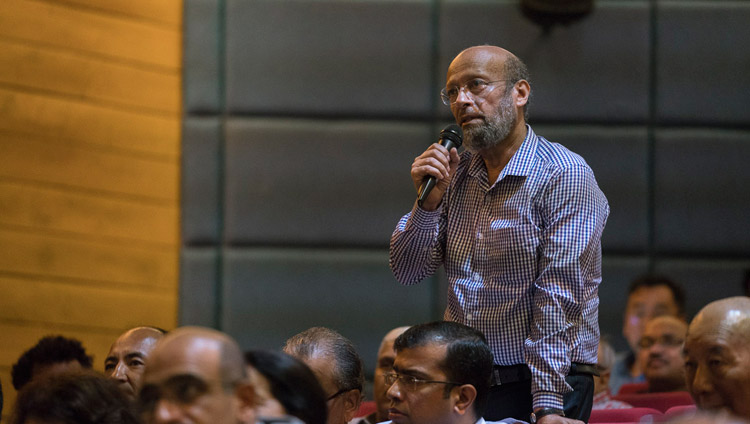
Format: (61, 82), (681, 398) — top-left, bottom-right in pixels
(617, 382), (648, 395)
(612, 391), (694, 413)
(355, 400), (377, 418)
(589, 407), (662, 423)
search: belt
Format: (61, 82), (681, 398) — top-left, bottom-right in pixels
(568, 362), (599, 377)
(491, 362), (598, 386)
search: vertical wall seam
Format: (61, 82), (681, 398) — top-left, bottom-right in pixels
(215, 0), (227, 330)
(646, 0), (658, 271)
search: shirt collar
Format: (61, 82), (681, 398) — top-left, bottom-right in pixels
(467, 124), (537, 183)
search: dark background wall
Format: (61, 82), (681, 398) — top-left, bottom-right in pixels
(180, 0), (750, 381)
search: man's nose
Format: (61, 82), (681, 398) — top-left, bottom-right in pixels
(112, 361), (128, 381)
(690, 364), (713, 395)
(386, 379), (402, 402)
(454, 86), (474, 106)
(151, 398), (183, 423)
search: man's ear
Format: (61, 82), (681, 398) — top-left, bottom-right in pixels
(342, 389), (364, 421)
(452, 384), (477, 416)
(235, 382), (257, 423)
(514, 80), (530, 108)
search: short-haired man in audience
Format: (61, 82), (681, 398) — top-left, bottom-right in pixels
(638, 316), (688, 393)
(105, 326), (166, 400)
(284, 327), (364, 424)
(384, 321), (524, 424)
(11, 335), (93, 391)
(611, 274), (686, 394)
(684, 296), (750, 420)
(354, 326), (410, 424)
(139, 326), (256, 424)
(592, 338), (631, 410)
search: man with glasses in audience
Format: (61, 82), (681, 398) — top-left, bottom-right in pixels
(138, 326), (256, 424)
(390, 45), (609, 424)
(637, 316), (689, 393)
(284, 327), (364, 424)
(383, 321), (524, 424)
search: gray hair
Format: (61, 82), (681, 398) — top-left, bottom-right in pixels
(283, 327), (364, 392)
(503, 54), (531, 121)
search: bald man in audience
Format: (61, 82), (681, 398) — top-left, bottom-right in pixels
(638, 316), (688, 393)
(354, 326), (410, 424)
(139, 326), (256, 424)
(105, 326), (166, 400)
(684, 296), (750, 420)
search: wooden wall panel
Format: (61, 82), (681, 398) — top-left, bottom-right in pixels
(0, 39), (180, 113)
(0, 88), (179, 158)
(0, 0), (182, 418)
(44, 0), (182, 27)
(0, 130), (178, 201)
(0, 228), (177, 289)
(0, 181), (178, 245)
(0, 0), (180, 69)
(0, 276), (175, 331)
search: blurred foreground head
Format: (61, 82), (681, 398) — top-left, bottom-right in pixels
(11, 370), (138, 424)
(139, 326), (256, 424)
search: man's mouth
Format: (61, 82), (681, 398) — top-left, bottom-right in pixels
(460, 115), (483, 125)
(388, 408), (406, 419)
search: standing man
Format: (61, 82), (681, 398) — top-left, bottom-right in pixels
(390, 45), (609, 424)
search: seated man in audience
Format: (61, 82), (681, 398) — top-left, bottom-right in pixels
(612, 274), (686, 394)
(354, 326), (410, 424)
(284, 327), (365, 424)
(138, 326), (256, 424)
(104, 326), (166, 400)
(384, 321), (525, 424)
(592, 338), (631, 409)
(10, 370), (139, 424)
(638, 316), (688, 393)
(11, 335), (93, 391)
(684, 296), (750, 420)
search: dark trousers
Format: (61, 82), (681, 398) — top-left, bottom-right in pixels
(483, 373), (594, 423)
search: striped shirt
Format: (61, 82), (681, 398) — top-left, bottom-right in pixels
(390, 125), (609, 410)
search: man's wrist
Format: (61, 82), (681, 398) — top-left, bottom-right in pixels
(530, 408), (565, 423)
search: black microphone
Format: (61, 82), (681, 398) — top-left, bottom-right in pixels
(417, 124), (463, 207)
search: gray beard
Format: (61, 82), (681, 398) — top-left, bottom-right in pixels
(462, 93), (517, 153)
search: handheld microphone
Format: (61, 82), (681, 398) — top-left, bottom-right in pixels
(417, 124), (463, 207)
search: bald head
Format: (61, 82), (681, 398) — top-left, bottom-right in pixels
(141, 326), (254, 424)
(105, 326), (165, 399)
(449, 46), (516, 78)
(149, 326), (247, 385)
(689, 297), (750, 343)
(685, 297), (750, 419)
(374, 326), (410, 421)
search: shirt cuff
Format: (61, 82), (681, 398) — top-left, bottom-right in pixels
(408, 201), (442, 230)
(532, 391), (564, 411)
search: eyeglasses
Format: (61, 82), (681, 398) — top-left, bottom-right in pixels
(326, 387), (357, 402)
(384, 372), (462, 391)
(440, 79), (511, 105)
(638, 335), (685, 349)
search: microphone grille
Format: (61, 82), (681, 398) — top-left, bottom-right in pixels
(441, 124), (463, 148)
